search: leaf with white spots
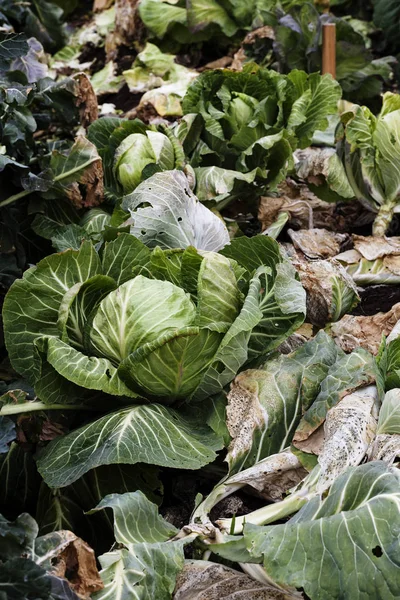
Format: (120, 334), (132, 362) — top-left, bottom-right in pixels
(225, 332), (340, 474)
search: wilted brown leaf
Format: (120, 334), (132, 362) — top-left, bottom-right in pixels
(331, 302), (400, 354)
(93, 0), (114, 11)
(39, 418), (67, 441)
(295, 146), (335, 185)
(288, 228), (350, 259)
(258, 179), (361, 232)
(292, 423), (325, 455)
(79, 157), (104, 208)
(174, 561), (297, 599)
(73, 73), (99, 128)
(293, 258), (359, 327)
(231, 47), (246, 71)
(352, 235), (400, 260)
(106, 0), (144, 59)
(51, 535), (103, 599)
(199, 56), (233, 71)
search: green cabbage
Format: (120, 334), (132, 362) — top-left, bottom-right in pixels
(177, 65), (341, 208)
(3, 233), (305, 404)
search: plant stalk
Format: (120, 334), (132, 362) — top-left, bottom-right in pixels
(0, 188), (31, 209)
(373, 199), (398, 236)
(0, 402), (92, 415)
(217, 491), (308, 534)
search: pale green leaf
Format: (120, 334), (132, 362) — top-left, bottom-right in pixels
(377, 388), (400, 434)
(3, 243), (101, 384)
(245, 462), (400, 600)
(37, 337), (138, 398)
(122, 170), (230, 251)
(36, 404), (224, 487)
(89, 491), (177, 544)
(89, 275), (196, 363)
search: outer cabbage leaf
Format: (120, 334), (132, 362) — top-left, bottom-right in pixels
(220, 235), (306, 358)
(368, 389), (400, 464)
(122, 170), (230, 251)
(316, 385), (379, 492)
(244, 462), (400, 600)
(294, 348), (378, 442)
(225, 332), (341, 474)
(3, 242), (101, 384)
(36, 404), (224, 488)
(89, 491), (187, 600)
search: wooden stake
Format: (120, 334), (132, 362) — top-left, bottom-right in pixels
(322, 23), (336, 79)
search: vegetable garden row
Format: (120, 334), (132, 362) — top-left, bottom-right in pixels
(1, 0), (400, 598)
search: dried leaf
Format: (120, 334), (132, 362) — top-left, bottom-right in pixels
(353, 235), (400, 260)
(106, 0), (143, 59)
(231, 47), (246, 71)
(258, 180), (365, 232)
(317, 385), (379, 491)
(292, 423), (325, 455)
(331, 302), (400, 354)
(295, 146), (335, 184)
(173, 561), (296, 599)
(288, 228), (350, 259)
(93, 0), (114, 11)
(224, 450), (307, 502)
(73, 73), (99, 128)
(51, 536), (103, 598)
(293, 258), (359, 326)
(199, 57), (233, 71)
(39, 419), (67, 442)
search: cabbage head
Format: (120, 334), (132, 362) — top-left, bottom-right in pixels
(3, 234), (306, 405)
(177, 64), (341, 208)
(87, 117), (185, 201)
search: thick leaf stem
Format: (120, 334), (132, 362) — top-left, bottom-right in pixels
(373, 199), (398, 236)
(0, 401), (92, 415)
(191, 480), (245, 525)
(0, 188), (31, 208)
(217, 491), (308, 534)
(217, 467), (321, 534)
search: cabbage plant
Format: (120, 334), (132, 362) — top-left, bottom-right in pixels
(177, 65), (341, 208)
(2, 233), (305, 488)
(3, 234), (305, 405)
(325, 93), (400, 235)
(87, 117), (185, 201)
(248, 2), (394, 106)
